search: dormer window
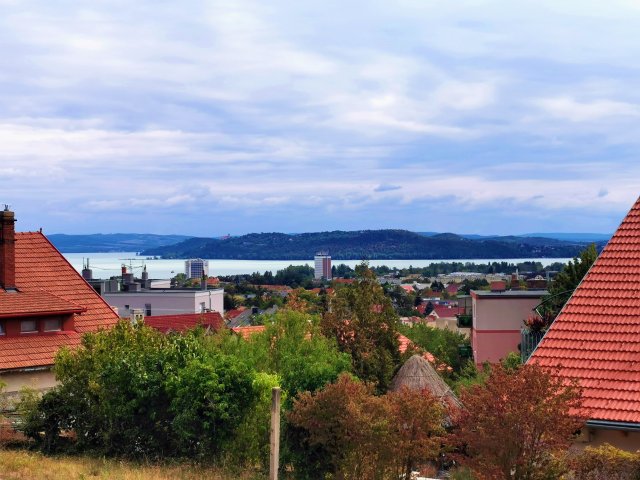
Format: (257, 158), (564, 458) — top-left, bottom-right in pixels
(43, 318), (62, 332)
(20, 319), (37, 333)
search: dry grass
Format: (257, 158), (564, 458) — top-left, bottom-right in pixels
(0, 449), (263, 480)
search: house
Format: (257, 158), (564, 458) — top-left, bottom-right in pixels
(445, 283), (461, 295)
(144, 312), (224, 334)
(471, 288), (547, 364)
(0, 208), (119, 395)
(103, 287), (223, 317)
(529, 196), (640, 451)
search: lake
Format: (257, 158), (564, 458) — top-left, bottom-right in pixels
(63, 252), (572, 279)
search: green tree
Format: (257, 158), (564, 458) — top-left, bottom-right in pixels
(541, 243), (598, 323)
(399, 323), (469, 375)
(244, 310), (351, 401)
(322, 262), (401, 392)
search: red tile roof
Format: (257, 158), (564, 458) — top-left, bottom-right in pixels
(145, 312), (224, 333)
(445, 283), (461, 294)
(530, 196), (640, 424)
(0, 290), (86, 318)
(0, 232), (119, 371)
(225, 307), (247, 319)
(429, 305), (462, 318)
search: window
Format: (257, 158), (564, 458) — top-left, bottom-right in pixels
(145, 303), (152, 316)
(21, 319), (37, 333)
(43, 318), (62, 332)
(124, 304), (130, 311)
(0, 322), (4, 335)
(200, 302), (206, 313)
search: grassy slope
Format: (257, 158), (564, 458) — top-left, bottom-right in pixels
(0, 449), (261, 480)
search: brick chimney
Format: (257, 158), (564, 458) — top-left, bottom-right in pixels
(0, 206), (17, 291)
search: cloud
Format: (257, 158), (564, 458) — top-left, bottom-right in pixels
(535, 97), (640, 122)
(375, 184), (402, 192)
(0, 0), (639, 235)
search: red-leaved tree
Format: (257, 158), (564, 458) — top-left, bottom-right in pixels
(288, 374), (445, 479)
(452, 363), (585, 480)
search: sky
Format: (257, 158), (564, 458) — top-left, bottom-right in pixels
(1, 0), (639, 236)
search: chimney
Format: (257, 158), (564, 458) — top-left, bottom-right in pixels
(0, 206), (17, 291)
(82, 257), (93, 281)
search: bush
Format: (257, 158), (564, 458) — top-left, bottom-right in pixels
(568, 443), (640, 480)
(24, 321), (258, 459)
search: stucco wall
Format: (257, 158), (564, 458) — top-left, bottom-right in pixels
(0, 369), (56, 395)
(103, 289), (224, 317)
(574, 427), (640, 452)
(472, 294), (543, 364)
(472, 330), (522, 364)
(473, 296), (541, 331)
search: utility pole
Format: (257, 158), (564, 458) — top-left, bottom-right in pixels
(269, 387), (281, 480)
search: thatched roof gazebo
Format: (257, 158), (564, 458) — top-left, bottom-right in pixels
(390, 354), (462, 409)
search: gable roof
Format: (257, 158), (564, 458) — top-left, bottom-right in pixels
(0, 232), (119, 371)
(530, 196), (640, 425)
(144, 312), (224, 334)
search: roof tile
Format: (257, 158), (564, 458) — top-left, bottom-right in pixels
(530, 197), (640, 424)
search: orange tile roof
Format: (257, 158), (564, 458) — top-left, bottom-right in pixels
(0, 290), (86, 318)
(0, 232), (119, 371)
(231, 325), (265, 339)
(145, 312), (224, 334)
(398, 333), (413, 353)
(530, 196), (640, 424)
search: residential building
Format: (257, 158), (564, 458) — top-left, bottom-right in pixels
(471, 287), (547, 365)
(530, 196), (640, 451)
(314, 252), (332, 280)
(185, 258), (209, 279)
(103, 288), (223, 317)
(0, 208), (119, 395)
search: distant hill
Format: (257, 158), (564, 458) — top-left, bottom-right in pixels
(48, 234), (193, 253)
(141, 230), (601, 260)
(521, 232), (612, 243)
(418, 231), (611, 243)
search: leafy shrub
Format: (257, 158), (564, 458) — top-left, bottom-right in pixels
(568, 443), (640, 480)
(24, 321), (257, 459)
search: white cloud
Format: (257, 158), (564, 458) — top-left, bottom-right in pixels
(536, 97), (640, 122)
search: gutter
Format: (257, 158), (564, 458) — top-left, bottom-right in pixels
(586, 420), (640, 432)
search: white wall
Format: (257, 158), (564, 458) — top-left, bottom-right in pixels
(103, 289), (224, 317)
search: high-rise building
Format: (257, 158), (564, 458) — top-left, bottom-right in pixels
(314, 252), (332, 280)
(185, 258), (209, 279)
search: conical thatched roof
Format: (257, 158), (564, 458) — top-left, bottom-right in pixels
(391, 354), (462, 409)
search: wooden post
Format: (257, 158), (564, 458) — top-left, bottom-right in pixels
(269, 387), (281, 480)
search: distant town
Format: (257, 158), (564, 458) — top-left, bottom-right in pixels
(0, 200), (638, 479)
